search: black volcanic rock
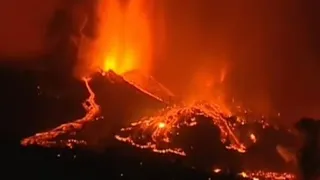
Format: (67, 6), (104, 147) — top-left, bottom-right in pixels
(80, 71), (167, 147)
(176, 115), (242, 172)
(0, 66), (87, 140)
(238, 124), (297, 172)
(90, 71), (166, 123)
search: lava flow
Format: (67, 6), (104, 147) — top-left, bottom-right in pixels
(237, 170), (295, 180)
(115, 101), (296, 179)
(21, 77), (100, 148)
(115, 101), (247, 156)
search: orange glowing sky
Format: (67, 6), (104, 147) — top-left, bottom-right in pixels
(0, 0), (319, 121)
(93, 0), (152, 75)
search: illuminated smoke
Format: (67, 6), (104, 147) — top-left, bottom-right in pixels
(76, 0), (153, 77)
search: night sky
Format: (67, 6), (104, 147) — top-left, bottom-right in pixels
(0, 0), (319, 123)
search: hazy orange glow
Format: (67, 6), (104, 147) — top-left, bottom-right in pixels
(183, 65), (230, 114)
(94, 0), (152, 75)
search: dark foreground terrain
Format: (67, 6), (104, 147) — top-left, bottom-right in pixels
(4, 141), (248, 179)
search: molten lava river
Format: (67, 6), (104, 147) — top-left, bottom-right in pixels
(21, 72), (297, 180)
(21, 0), (297, 179)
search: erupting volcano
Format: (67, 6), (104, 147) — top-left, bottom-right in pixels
(22, 0), (166, 150)
(20, 0), (299, 179)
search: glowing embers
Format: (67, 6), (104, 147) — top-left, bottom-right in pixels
(21, 78), (100, 148)
(238, 170), (295, 180)
(212, 167), (295, 179)
(115, 101), (247, 156)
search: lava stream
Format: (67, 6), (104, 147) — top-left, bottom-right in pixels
(236, 170), (295, 180)
(21, 77), (100, 148)
(115, 101), (247, 156)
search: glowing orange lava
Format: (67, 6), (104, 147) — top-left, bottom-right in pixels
(94, 0), (152, 75)
(213, 168), (295, 179)
(21, 78), (100, 148)
(237, 170), (295, 180)
(115, 101), (249, 156)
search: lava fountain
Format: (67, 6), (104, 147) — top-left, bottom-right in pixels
(93, 0), (152, 75)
